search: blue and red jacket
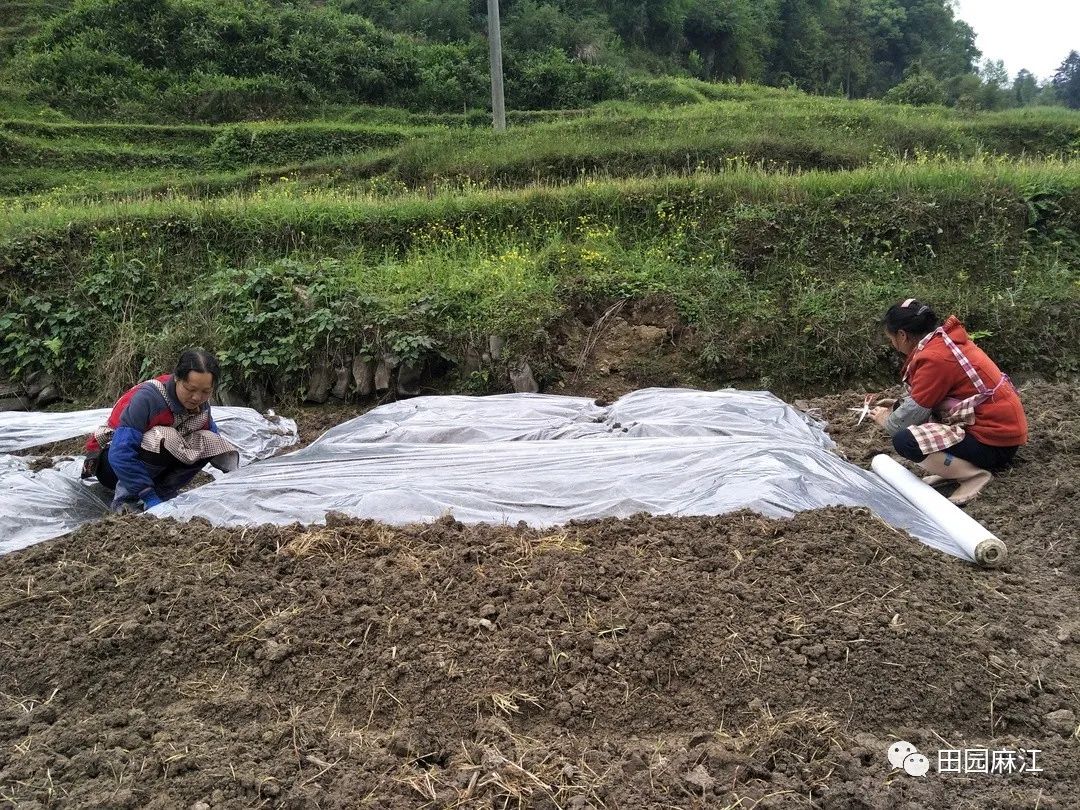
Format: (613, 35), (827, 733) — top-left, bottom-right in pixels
(86, 375), (219, 497)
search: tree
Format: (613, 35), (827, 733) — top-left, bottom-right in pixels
(766, 0), (828, 90)
(1033, 82), (1062, 107)
(1051, 50), (1080, 109)
(504, 1), (570, 52)
(1012, 68), (1037, 106)
(392, 0), (474, 42)
(922, 17), (980, 79)
(862, 0), (908, 93)
(979, 58), (1008, 88)
(603, 0), (685, 51)
(682, 0), (770, 82)
(826, 0), (874, 97)
(977, 57), (1010, 110)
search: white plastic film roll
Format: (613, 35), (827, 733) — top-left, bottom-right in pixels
(871, 454), (1007, 567)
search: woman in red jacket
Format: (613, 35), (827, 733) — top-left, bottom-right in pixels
(871, 298), (1027, 505)
(83, 349), (238, 512)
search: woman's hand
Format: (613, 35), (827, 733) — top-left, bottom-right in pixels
(870, 406), (891, 427)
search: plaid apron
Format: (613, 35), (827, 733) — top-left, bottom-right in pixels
(906, 329), (1014, 456)
(90, 379), (239, 472)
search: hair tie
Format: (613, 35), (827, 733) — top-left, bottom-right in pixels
(901, 298), (917, 308)
(917, 305), (929, 315)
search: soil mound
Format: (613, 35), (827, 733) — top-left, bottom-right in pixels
(2, 504), (1076, 808)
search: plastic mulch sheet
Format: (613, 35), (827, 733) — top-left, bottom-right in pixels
(2, 389), (966, 559)
(159, 389), (963, 559)
(0, 408), (298, 553)
(0, 407), (298, 464)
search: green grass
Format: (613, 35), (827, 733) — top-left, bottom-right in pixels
(3, 159), (1077, 396)
(379, 98), (1080, 186)
(0, 166), (254, 198)
(4, 156), (1079, 240)
(3, 95), (1077, 203)
(1, 119), (215, 147)
(1, 87), (1077, 396)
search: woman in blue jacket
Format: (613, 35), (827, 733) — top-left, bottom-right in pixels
(85, 350), (238, 511)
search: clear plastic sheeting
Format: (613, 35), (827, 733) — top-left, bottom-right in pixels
(209, 410), (300, 465)
(0, 407), (299, 464)
(0, 456), (111, 555)
(313, 390), (835, 447)
(154, 389), (966, 559)
(0, 409), (111, 453)
(0, 408), (298, 554)
(607, 389), (835, 443)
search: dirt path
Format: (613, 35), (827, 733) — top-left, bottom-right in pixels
(1, 383), (1077, 809)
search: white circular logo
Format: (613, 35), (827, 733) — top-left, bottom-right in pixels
(903, 752), (930, 777)
(887, 740), (918, 769)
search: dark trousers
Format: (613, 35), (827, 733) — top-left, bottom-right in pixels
(893, 429), (1019, 471)
(96, 443), (204, 500)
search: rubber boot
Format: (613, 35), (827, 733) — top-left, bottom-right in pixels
(918, 452), (993, 506)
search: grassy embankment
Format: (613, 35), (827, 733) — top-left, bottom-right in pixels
(3, 94), (1078, 198)
(2, 94), (1078, 400)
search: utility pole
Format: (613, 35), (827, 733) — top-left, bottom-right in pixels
(487, 0), (506, 131)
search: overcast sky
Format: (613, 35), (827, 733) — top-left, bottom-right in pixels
(952, 0), (1079, 82)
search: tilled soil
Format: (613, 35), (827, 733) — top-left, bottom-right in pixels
(284, 404), (374, 450)
(1, 383), (1078, 809)
(11, 439), (87, 473)
(809, 380), (1080, 575)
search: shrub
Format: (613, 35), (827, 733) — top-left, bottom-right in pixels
(625, 75), (707, 106)
(6, 0), (422, 119)
(508, 49), (627, 110)
(206, 123), (411, 168)
(161, 73), (306, 123)
(884, 72), (947, 107)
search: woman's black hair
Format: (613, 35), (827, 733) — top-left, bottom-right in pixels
(175, 349), (220, 383)
(883, 299), (939, 338)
